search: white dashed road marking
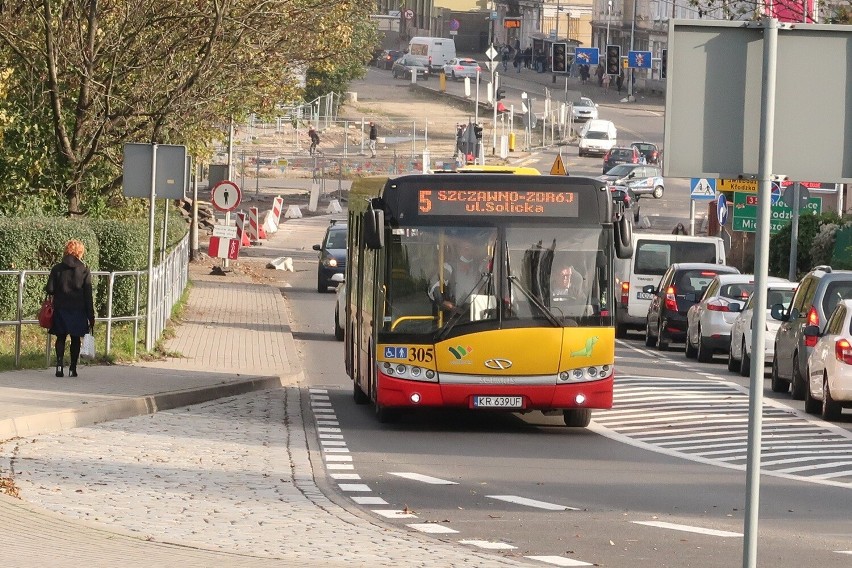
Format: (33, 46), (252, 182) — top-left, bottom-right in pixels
(524, 555), (593, 566)
(632, 520), (742, 537)
(338, 483), (371, 492)
(388, 472), (458, 485)
(407, 523), (459, 534)
(459, 540), (517, 550)
(351, 496), (388, 505)
(486, 495), (579, 511)
(372, 509), (418, 519)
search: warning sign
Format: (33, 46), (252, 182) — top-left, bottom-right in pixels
(550, 154), (568, 176)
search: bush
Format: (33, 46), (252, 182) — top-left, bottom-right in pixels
(769, 212), (841, 279)
(0, 219), (99, 320)
(0, 205), (188, 321)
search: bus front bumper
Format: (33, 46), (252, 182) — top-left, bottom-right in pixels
(376, 371), (613, 410)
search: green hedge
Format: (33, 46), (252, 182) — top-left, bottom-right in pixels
(768, 212), (843, 279)
(0, 207), (188, 321)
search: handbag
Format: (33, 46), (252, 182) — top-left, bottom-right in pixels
(38, 297), (54, 329)
(81, 333), (96, 359)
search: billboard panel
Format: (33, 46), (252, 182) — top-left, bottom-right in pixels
(664, 20), (852, 183)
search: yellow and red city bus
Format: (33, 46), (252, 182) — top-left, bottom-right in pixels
(342, 173), (633, 426)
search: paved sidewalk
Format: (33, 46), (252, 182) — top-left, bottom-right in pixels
(0, 219), (535, 567)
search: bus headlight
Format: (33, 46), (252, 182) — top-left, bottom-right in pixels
(558, 365), (614, 383)
(378, 362), (438, 383)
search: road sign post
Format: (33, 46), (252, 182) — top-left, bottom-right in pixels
(689, 178), (716, 235)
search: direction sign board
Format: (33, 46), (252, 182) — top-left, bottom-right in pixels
(211, 180), (241, 212)
(732, 191), (822, 234)
(575, 47), (599, 66)
(690, 177), (716, 200)
(628, 51), (652, 69)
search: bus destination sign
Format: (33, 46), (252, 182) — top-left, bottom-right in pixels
(418, 189), (579, 217)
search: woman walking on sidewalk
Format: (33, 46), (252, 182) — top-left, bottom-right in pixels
(46, 239), (95, 378)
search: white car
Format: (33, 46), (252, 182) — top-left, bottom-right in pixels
(685, 274), (789, 363)
(571, 97), (598, 122)
(332, 274), (345, 341)
(442, 58), (481, 81)
(804, 299), (852, 420)
(728, 282), (797, 376)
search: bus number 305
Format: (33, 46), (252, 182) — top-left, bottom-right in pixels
(408, 347), (434, 363)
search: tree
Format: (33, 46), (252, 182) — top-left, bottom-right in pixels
(0, 0), (374, 215)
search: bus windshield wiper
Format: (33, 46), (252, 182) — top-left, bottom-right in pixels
(435, 272), (491, 342)
(506, 275), (561, 326)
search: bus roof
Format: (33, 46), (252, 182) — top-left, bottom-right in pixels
(455, 165), (541, 175)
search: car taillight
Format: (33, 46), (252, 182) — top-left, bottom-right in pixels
(836, 338), (852, 365)
(805, 306), (819, 347)
(621, 282), (629, 305)
(455, 65), (463, 70)
(664, 286), (677, 311)
(706, 300), (730, 312)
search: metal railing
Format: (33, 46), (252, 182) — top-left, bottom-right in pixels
(0, 234), (189, 369)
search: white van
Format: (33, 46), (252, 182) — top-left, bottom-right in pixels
(615, 234), (727, 338)
(408, 37), (456, 72)
(578, 119), (617, 157)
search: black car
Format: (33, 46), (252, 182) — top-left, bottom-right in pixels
(602, 146), (640, 174)
(631, 141), (662, 165)
(375, 49), (403, 70)
(643, 263), (740, 350)
(313, 220), (347, 292)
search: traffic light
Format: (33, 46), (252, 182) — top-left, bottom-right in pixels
(473, 124), (483, 141)
(606, 45), (621, 75)
(661, 48), (668, 79)
(552, 43), (567, 73)
(495, 88), (506, 101)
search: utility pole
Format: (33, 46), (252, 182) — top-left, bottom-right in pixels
(628, 0), (637, 101)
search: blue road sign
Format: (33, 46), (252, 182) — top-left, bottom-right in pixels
(575, 47), (599, 66)
(628, 51), (652, 69)
(717, 193), (729, 225)
(771, 182), (782, 205)
(690, 177), (717, 201)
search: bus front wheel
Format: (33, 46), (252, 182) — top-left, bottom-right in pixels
(563, 408), (591, 427)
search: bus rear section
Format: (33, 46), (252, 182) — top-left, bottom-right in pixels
(344, 174), (634, 427)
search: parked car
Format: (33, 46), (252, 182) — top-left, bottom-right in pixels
(614, 235), (726, 339)
(571, 97), (598, 122)
(631, 141), (662, 165)
(644, 263), (740, 350)
(771, 266), (852, 399)
(332, 274), (346, 341)
(313, 219), (347, 292)
(609, 185), (640, 223)
(686, 274), (789, 363)
(598, 164), (665, 199)
(804, 299), (852, 420)
(375, 49), (403, 70)
(728, 282), (797, 376)
(602, 146), (640, 174)
(392, 55), (430, 80)
(443, 58), (481, 80)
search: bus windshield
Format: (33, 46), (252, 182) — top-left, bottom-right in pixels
(382, 225), (611, 337)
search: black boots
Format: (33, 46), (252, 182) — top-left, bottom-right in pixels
(55, 360), (64, 377)
(68, 366), (78, 378)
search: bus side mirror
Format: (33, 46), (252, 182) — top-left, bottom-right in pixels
(364, 207), (384, 250)
(614, 213), (633, 259)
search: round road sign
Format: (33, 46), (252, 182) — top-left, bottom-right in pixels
(211, 180), (241, 212)
(404, 9), (414, 20)
(717, 193), (729, 226)
(449, 18), (460, 31)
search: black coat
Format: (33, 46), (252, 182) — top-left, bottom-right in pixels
(46, 254), (95, 336)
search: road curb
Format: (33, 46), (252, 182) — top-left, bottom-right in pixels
(0, 372), (303, 441)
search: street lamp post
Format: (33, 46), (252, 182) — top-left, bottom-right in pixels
(605, 0), (612, 48)
(628, 0), (637, 101)
(555, 0), (560, 40)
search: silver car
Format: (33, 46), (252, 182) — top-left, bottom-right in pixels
(571, 97), (598, 122)
(727, 282), (797, 376)
(685, 274), (789, 363)
(442, 58), (480, 81)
